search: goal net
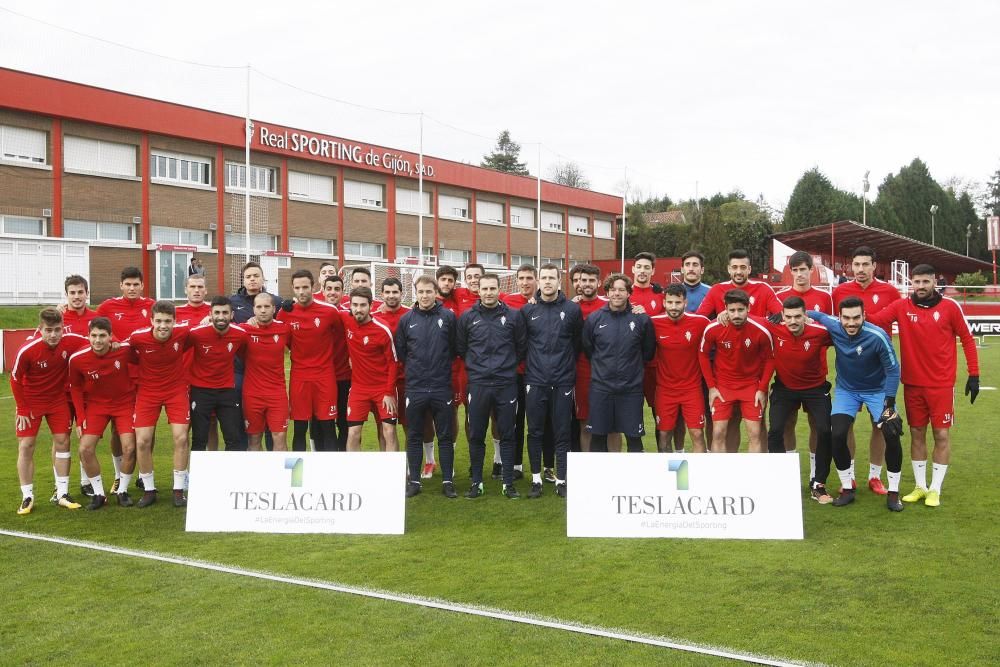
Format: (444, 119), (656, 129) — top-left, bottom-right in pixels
(340, 261), (516, 306)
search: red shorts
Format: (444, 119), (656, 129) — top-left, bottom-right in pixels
(289, 377), (338, 421)
(346, 386), (398, 424)
(710, 385), (764, 422)
(133, 391), (190, 428)
(15, 402), (72, 438)
(82, 405), (135, 436)
(575, 371), (591, 421)
(643, 364), (658, 414)
(244, 394), (289, 434)
(452, 361), (468, 405)
(655, 389), (706, 431)
(904, 385), (955, 429)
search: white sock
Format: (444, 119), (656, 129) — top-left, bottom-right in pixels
(869, 463), (882, 480)
(119, 472), (133, 492)
(532, 473), (542, 484)
(20, 484), (33, 499)
(848, 460), (856, 482)
(173, 470), (186, 491)
(930, 463), (948, 493)
(91, 475), (105, 497)
(140, 472), (155, 492)
(887, 471), (901, 493)
(556, 479), (565, 485)
(183, 468), (190, 490)
(423, 442), (435, 464)
(911, 460), (927, 489)
(837, 468), (853, 491)
(80, 462), (90, 485)
(112, 455), (123, 479)
(808, 453), (816, 481)
(514, 464), (523, 471)
(492, 444), (502, 464)
(56, 476), (69, 497)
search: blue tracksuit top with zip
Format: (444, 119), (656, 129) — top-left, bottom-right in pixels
(582, 303), (655, 394)
(394, 301), (457, 393)
(520, 291), (582, 387)
(457, 300), (527, 386)
(808, 311), (900, 397)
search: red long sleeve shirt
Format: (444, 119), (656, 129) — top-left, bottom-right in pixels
(832, 279), (900, 336)
(126, 326), (190, 397)
(96, 296), (157, 341)
(68, 345), (135, 416)
(631, 285), (665, 316)
(651, 312), (710, 392)
(575, 297), (608, 378)
(696, 280), (782, 319)
(374, 305), (410, 380)
(62, 308), (98, 335)
(761, 320), (832, 390)
(774, 286), (833, 314)
(340, 312), (398, 395)
(10, 333), (89, 414)
(174, 303), (211, 327)
(699, 316), (774, 392)
(242, 320), (291, 398)
(185, 324), (248, 389)
(282, 299), (346, 382)
(868, 296), (979, 387)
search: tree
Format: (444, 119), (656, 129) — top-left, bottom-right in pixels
(481, 130), (529, 175)
(720, 201), (774, 273)
(874, 158), (960, 249)
(784, 168), (842, 230)
(986, 166), (1000, 217)
(549, 161), (590, 189)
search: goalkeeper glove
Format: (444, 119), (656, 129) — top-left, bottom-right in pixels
(965, 375), (979, 404)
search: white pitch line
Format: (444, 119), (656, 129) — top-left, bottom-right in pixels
(1, 528), (815, 667)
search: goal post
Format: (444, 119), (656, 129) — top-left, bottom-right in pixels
(340, 262), (516, 305)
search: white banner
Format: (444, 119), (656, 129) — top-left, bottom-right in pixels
(566, 453), (803, 540)
(185, 451), (406, 534)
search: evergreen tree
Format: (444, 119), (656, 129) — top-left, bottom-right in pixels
(481, 130), (530, 175)
(783, 168), (841, 230)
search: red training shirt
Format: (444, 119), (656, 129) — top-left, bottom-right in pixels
(340, 312), (398, 395)
(10, 333), (89, 413)
(761, 320), (832, 390)
(650, 312), (711, 393)
(630, 284), (664, 316)
(282, 298), (345, 382)
(126, 326), (191, 397)
(185, 324), (248, 389)
(697, 280), (782, 319)
(62, 308), (98, 336)
(68, 345), (135, 416)
(97, 296), (157, 341)
(774, 286), (833, 314)
(242, 319), (291, 398)
(699, 316), (774, 392)
(832, 279), (900, 336)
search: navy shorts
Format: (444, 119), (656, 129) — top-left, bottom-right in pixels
(587, 388), (645, 437)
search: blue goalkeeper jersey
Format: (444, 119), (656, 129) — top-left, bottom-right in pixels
(808, 311), (900, 398)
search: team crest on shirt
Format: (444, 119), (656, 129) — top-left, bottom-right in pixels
(560, 311), (565, 321)
(363, 335), (369, 346)
(141, 309), (148, 318)
(273, 334), (280, 343)
(855, 345), (863, 355)
(114, 360), (121, 369)
(629, 321), (635, 332)
(685, 331), (691, 341)
(61, 351), (67, 359)
(749, 296), (756, 305)
(314, 317), (321, 328)
(873, 295), (880, 304)
(173, 342), (180, 352)
(744, 338), (751, 348)
(437, 318), (443, 328)
(501, 316), (507, 326)
(649, 300), (655, 309)
(933, 312), (940, 321)
(227, 342), (233, 352)
(804, 340), (811, 351)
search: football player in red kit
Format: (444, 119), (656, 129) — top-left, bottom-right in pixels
(242, 293), (291, 452)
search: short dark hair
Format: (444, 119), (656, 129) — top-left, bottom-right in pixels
(838, 296), (865, 313)
(664, 283), (686, 299)
(351, 267), (372, 279)
(723, 288), (750, 307)
(575, 263), (600, 278)
(151, 301), (176, 318)
(633, 252), (656, 266)
(39, 307), (63, 327)
(728, 249), (750, 262)
(120, 266), (143, 282)
(349, 286), (373, 304)
(319, 261), (337, 271)
(681, 251), (704, 266)
(851, 246), (876, 262)
(290, 269), (314, 286)
(479, 273), (500, 287)
(89, 316), (112, 334)
(782, 295), (806, 311)
(241, 261), (263, 277)
(911, 263), (936, 278)
(436, 265), (458, 280)
(381, 277), (403, 291)
(788, 251), (813, 269)
(64, 275), (89, 293)
(538, 263), (560, 276)
(465, 263), (485, 275)
(603, 273), (633, 294)
(516, 264), (537, 276)
(323, 274), (343, 287)
(210, 295), (232, 309)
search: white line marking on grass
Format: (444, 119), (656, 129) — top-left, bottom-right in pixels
(0, 529), (817, 667)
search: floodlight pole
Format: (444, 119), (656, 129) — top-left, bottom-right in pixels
(930, 204), (939, 247)
(245, 64), (251, 265)
(862, 170), (869, 226)
(418, 112), (424, 266)
(620, 166), (627, 273)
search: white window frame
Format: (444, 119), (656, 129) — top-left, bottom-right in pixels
(594, 219), (614, 239)
(510, 206), (536, 229)
(0, 125), (47, 166)
(509, 254), (536, 268)
(569, 215), (589, 236)
(225, 162), (277, 196)
(396, 188), (432, 215)
(63, 219), (137, 244)
(476, 200), (504, 225)
(541, 210), (564, 233)
(439, 195), (471, 221)
(151, 225), (212, 249)
(396, 244), (433, 259)
(150, 150), (213, 189)
(344, 180), (385, 209)
(343, 241), (385, 260)
(289, 236), (335, 255)
(0, 215), (46, 237)
(477, 251), (506, 267)
(541, 256), (564, 269)
(64, 135), (138, 179)
(288, 170), (335, 204)
(224, 232), (278, 252)
(439, 248), (471, 265)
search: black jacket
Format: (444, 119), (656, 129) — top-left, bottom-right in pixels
(394, 302), (457, 393)
(456, 300), (526, 386)
(521, 292), (582, 387)
(582, 303), (655, 393)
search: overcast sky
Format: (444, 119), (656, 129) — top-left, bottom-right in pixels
(2, 0), (998, 210)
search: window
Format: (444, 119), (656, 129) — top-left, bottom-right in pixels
(290, 237), (334, 255)
(158, 250), (191, 301)
(541, 211), (564, 232)
(225, 232), (277, 251)
(396, 245), (433, 259)
(594, 219), (614, 238)
(150, 151), (212, 186)
(344, 180), (384, 208)
(64, 136), (137, 177)
(152, 226), (211, 248)
(64, 219), (135, 243)
(569, 215), (589, 235)
(439, 195), (470, 220)
(509, 254), (536, 268)
(439, 248), (470, 265)
(510, 206), (536, 229)
(343, 241), (385, 259)
(1, 125), (46, 165)
(542, 256), (564, 269)
(477, 251), (505, 267)
(1, 215), (45, 236)
(477, 200), (504, 225)
(289, 171), (334, 202)
(225, 162), (277, 194)
(396, 188), (432, 215)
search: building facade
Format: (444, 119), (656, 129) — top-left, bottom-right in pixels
(0, 68), (621, 302)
